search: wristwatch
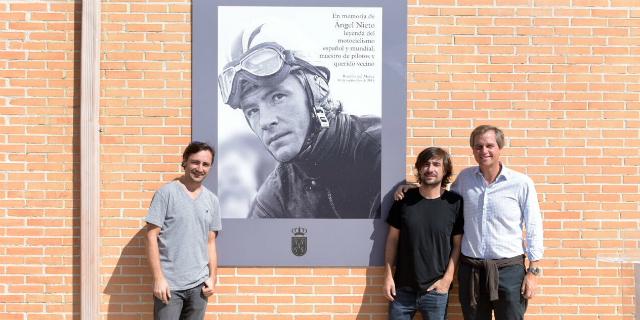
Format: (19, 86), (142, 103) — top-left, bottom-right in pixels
(527, 267), (541, 276)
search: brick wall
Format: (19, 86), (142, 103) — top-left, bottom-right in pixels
(405, 1), (639, 319)
(0, 1), (80, 319)
(0, 0), (638, 319)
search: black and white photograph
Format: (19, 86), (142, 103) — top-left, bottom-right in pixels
(216, 6), (383, 219)
(193, 0), (406, 266)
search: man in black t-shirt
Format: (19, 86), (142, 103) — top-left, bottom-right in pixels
(384, 147), (464, 320)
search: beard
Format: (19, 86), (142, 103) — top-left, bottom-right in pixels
(419, 174), (442, 187)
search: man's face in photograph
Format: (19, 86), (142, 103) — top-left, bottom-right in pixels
(239, 74), (311, 162)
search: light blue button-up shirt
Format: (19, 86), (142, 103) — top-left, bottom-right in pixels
(451, 164), (544, 261)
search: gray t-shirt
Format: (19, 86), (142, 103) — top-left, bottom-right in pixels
(145, 180), (222, 290)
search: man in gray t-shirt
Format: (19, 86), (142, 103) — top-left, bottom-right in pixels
(145, 141), (222, 320)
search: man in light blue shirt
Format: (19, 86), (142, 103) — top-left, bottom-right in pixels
(395, 125), (543, 320)
(452, 125), (543, 320)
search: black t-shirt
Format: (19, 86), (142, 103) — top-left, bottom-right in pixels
(386, 188), (464, 292)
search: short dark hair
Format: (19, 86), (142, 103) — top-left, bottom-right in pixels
(182, 141), (215, 168)
(414, 147), (453, 187)
(470, 125), (505, 149)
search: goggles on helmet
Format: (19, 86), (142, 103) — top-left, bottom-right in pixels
(218, 42), (329, 107)
(219, 42), (296, 107)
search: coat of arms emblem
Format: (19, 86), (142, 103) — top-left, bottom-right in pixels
(291, 227), (307, 256)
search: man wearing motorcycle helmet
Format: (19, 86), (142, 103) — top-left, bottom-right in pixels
(218, 22), (381, 219)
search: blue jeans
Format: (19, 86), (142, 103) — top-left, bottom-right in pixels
(458, 263), (527, 320)
(153, 283), (208, 320)
(389, 287), (449, 320)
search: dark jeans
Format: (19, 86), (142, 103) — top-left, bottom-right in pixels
(458, 263), (527, 320)
(388, 287), (449, 320)
(153, 283), (208, 320)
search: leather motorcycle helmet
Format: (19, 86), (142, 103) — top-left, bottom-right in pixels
(218, 22), (331, 130)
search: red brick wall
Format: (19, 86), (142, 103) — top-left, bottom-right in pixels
(0, 1), (80, 319)
(0, 1), (638, 319)
(405, 1), (639, 319)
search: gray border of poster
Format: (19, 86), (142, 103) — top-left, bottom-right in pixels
(192, 0), (406, 266)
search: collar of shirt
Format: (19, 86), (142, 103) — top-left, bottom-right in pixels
(472, 163), (512, 185)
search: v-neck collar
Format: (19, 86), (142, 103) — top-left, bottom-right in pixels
(175, 180), (203, 201)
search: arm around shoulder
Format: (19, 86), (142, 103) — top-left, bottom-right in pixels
(393, 182), (418, 201)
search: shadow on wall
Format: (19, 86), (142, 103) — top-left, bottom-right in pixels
(350, 181), (401, 319)
(104, 228), (152, 319)
(71, 0), (83, 317)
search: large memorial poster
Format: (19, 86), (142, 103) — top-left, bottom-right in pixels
(193, 0), (406, 266)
